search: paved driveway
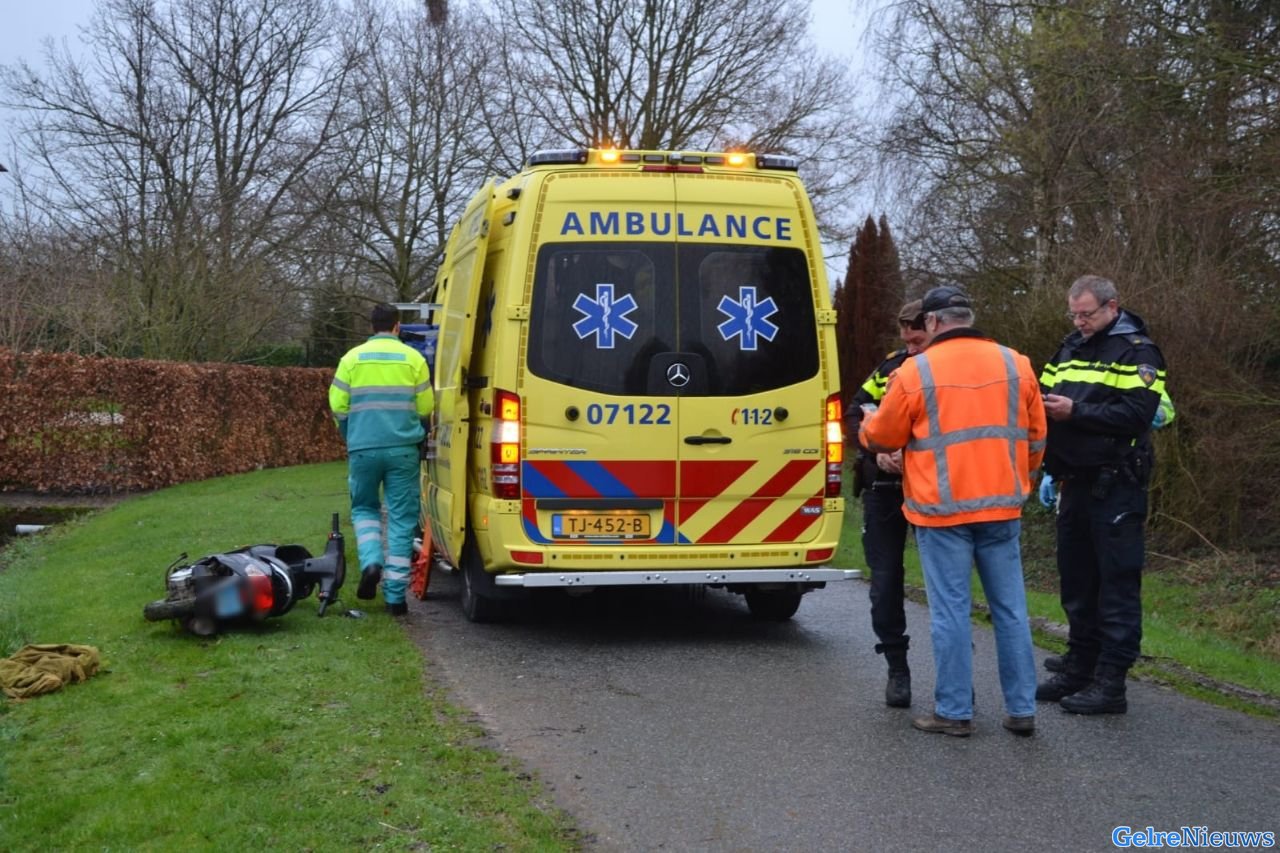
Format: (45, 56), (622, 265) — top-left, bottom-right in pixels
(404, 573), (1279, 852)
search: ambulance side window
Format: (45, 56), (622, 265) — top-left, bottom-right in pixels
(682, 246), (818, 395)
(527, 244), (672, 395)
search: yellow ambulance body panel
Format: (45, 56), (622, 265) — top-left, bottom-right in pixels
(422, 149), (855, 621)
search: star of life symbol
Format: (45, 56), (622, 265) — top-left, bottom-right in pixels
(716, 285), (779, 351)
(572, 283), (639, 349)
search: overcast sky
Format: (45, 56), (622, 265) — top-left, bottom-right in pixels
(0, 0), (873, 71)
(0, 0), (881, 270)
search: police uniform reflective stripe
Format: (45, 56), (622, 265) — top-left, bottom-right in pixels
(856, 348), (908, 405)
(848, 349), (911, 495)
(1040, 360), (1167, 395)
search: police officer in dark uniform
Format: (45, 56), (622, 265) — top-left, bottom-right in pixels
(846, 299), (927, 707)
(1036, 275), (1167, 714)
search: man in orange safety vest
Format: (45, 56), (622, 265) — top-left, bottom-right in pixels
(860, 284), (1046, 737)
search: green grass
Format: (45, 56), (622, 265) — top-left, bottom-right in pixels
(831, 469), (1280, 715)
(0, 462), (577, 851)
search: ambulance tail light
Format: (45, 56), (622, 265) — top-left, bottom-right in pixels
(825, 393), (844, 498)
(491, 389), (521, 499)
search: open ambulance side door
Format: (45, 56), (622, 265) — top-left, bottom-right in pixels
(424, 181), (495, 567)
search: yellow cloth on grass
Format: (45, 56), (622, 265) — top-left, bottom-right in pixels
(0, 643), (101, 699)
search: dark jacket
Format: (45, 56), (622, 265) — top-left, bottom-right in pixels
(846, 348), (912, 493)
(1039, 310), (1166, 475)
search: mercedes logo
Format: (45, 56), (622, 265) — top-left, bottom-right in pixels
(666, 362), (691, 388)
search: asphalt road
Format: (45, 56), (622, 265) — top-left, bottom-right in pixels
(404, 571), (1279, 853)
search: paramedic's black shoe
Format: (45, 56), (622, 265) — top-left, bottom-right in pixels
(356, 564), (382, 600)
(386, 601), (408, 616)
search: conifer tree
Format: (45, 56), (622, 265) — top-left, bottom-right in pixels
(834, 215), (905, 408)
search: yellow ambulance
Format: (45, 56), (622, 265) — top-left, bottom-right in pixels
(422, 147), (855, 621)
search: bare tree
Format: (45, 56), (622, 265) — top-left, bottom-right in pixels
(489, 0), (864, 243)
(0, 0), (358, 361)
(324, 0), (493, 305)
(864, 0), (1280, 547)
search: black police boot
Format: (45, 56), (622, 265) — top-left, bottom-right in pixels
(1044, 648), (1090, 673)
(356, 564), (382, 601)
(1060, 664), (1128, 715)
(884, 648), (911, 708)
(1036, 668), (1092, 702)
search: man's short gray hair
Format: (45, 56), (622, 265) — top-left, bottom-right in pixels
(1069, 275), (1118, 305)
(933, 306), (975, 326)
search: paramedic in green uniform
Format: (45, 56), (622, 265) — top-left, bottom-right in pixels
(329, 303), (434, 615)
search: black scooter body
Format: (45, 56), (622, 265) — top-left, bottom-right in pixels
(143, 513), (347, 635)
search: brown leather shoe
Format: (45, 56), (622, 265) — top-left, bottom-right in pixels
(911, 713), (973, 737)
(1002, 714), (1036, 736)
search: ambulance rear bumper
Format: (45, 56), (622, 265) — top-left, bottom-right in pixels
(493, 568), (859, 588)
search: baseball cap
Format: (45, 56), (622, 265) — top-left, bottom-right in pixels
(920, 285), (972, 314)
(897, 299), (924, 329)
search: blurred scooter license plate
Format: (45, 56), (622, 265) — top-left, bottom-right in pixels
(552, 512), (650, 539)
(214, 584), (244, 617)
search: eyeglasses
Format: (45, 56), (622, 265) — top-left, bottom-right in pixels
(1065, 304), (1110, 321)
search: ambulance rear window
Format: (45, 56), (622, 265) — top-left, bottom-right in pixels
(527, 246), (671, 396)
(528, 242), (818, 396)
(681, 245), (818, 395)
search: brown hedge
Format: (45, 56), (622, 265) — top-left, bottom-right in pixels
(0, 349), (345, 494)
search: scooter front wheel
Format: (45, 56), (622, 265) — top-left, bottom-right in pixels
(143, 598), (196, 622)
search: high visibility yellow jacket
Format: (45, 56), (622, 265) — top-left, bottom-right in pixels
(860, 329), (1046, 527)
(329, 333), (434, 452)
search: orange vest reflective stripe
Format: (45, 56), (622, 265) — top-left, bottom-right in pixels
(861, 335), (1046, 527)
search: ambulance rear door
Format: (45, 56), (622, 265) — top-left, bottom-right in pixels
(518, 173), (682, 546)
(670, 175), (828, 547)
(426, 180), (494, 566)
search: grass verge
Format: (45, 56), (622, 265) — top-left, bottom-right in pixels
(831, 471), (1280, 717)
(0, 462), (577, 851)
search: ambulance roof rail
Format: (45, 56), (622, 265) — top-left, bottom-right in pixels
(391, 302), (442, 319)
(757, 154), (800, 171)
(527, 149), (588, 166)
(525, 148), (800, 171)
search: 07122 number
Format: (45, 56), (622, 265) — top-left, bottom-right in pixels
(585, 403), (672, 425)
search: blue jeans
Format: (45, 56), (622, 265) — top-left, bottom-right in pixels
(915, 520), (1037, 719)
(348, 446), (421, 605)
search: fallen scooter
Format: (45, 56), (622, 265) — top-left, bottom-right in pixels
(143, 513), (346, 636)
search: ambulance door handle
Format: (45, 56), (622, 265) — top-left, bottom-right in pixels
(684, 435), (732, 445)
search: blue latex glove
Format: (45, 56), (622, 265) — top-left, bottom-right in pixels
(1038, 473), (1056, 508)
